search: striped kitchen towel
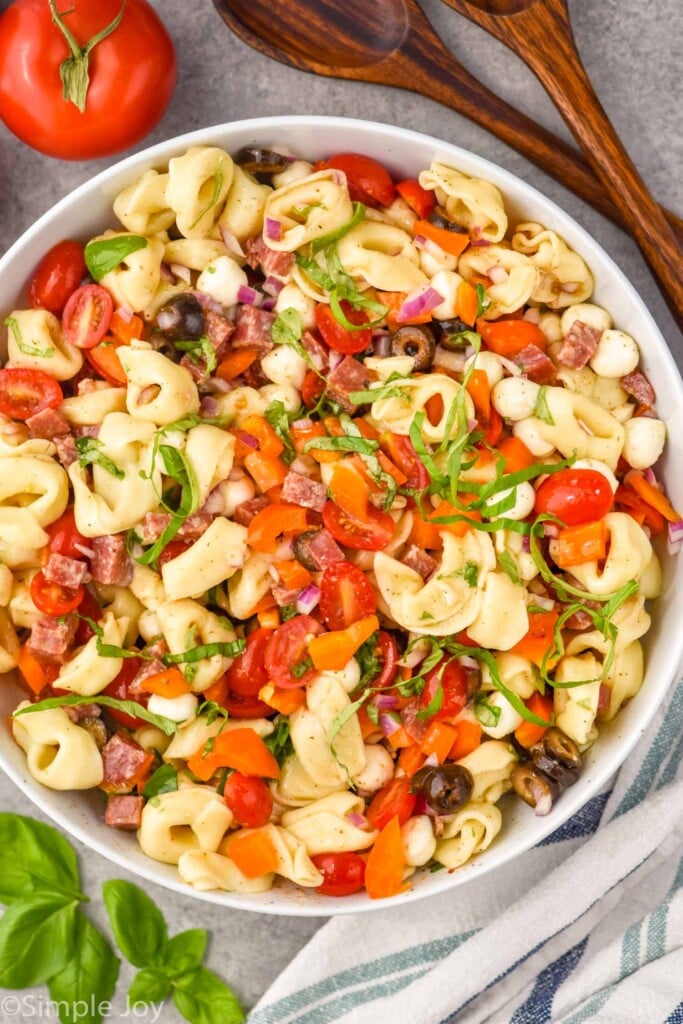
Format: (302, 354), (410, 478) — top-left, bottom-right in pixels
(250, 677), (683, 1024)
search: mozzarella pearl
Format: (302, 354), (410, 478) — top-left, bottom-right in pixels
(196, 256), (248, 307)
(259, 384), (300, 413)
(351, 744), (395, 795)
(560, 303), (612, 337)
(484, 481), (536, 521)
(148, 692), (199, 724)
(464, 350), (504, 389)
(622, 417), (666, 470)
(478, 691), (524, 740)
(261, 345), (308, 389)
(401, 815), (437, 867)
(589, 329), (640, 378)
(538, 312), (563, 344)
(492, 377), (541, 421)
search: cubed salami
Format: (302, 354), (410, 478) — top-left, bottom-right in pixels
(204, 309), (235, 350)
(302, 330), (329, 372)
(245, 235), (295, 280)
(104, 794), (144, 831)
(281, 471), (327, 512)
(27, 615), (77, 661)
(403, 544), (437, 580)
(137, 511), (211, 545)
(232, 495), (270, 526)
(64, 702), (101, 723)
(129, 659), (166, 694)
(231, 305), (276, 353)
(101, 733), (152, 794)
(26, 407), (70, 440)
(272, 584), (303, 607)
(91, 534), (133, 586)
(54, 434), (78, 468)
(326, 357), (378, 412)
(557, 321), (601, 369)
(43, 552), (90, 590)
(74, 424), (100, 439)
(621, 370), (655, 406)
(297, 528), (345, 570)
(515, 344), (557, 384)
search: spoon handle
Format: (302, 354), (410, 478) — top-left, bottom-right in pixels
(439, 0), (683, 328)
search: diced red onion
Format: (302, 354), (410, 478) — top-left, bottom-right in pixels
(396, 286), (444, 323)
(264, 217), (282, 241)
(199, 397), (220, 418)
(400, 642), (429, 669)
(522, 535), (531, 552)
(73, 542), (95, 559)
(523, 307), (541, 324)
(203, 377), (233, 393)
(292, 417), (313, 430)
(115, 303), (133, 324)
(201, 487), (225, 515)
(263, 275), (285, 297)
(487, 265), (508, 284)
(544, 522), (560, 538)
(414, 235), (444, 259)
(170, 262), (192, 284)
(219, 225), (246, 259)
(296, 583), (321, 615)
(667, 519), (683, 555)
(193, 291), (224, 315)
(239, 431), (259, 450)
(532, 594), (556, 611)
(458, 655), (479, 670)
(262, 297), (276, 312)
(159, 262), (174, 283)
(237, 285), (263, 307)
(470, 238), (491, 248)
(424, 752), (439, 768)
(468, 418), (478, 432)
(533, 787), (554, 816)
(374, 693), (399, 711)
(414, 234), (427, 248)
(329, 350), (345, 371)
(643, 468), (658, 486)
(373, 333), (393, 358)
(346, 811), (368, 828)
(379, 712), (401, 738)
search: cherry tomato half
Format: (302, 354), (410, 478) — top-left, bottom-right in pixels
(85, 336), (128, 386)
(312, 851), (367, 897)
(418, 657), (469, 720)
(315, 302), (372, 355)
(46, 508), (88, 559)
(366, 777), (416, 831)
(322, 500), (395, 552)
(225, 627), (274, 699)
(0, 368), (63, 421)
(317, 154), (395, 208)
(103, 656), (149, 729)
(319, 561), (376, 631)
(30, 570), (84, 616)
(373, 631), (399, 690)
(534, 469), (614, 527)
(62, 285), (113, 349)
(380, 432), (429, 491)
(0, 0), (176, 161)
(264, 615), (324, 689)
(28, 240), (86, 315)
(301, 369), (325, 408)
(395, 179), (436, 219)
(74, 590), (102, 646)
(223, 772), (273, 828)
(223, 692), (275, 719)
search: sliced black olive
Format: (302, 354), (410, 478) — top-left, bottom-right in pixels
(542, 727), (581, 770)
(293, 530), (323, 571)
(155, 294), (205, 341)
(530, 751), (578, 789)
(428, 207), (469, 235)
(511, 764), (558, 816)
(80, 717), (108, 751)
(235, 146), (291, 175)
(390, 325), (435, 371)
(411, 763), (474, 814)
(432, 318), (473, 350)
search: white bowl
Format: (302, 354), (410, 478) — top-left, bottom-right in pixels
(1, 116), (682, 915)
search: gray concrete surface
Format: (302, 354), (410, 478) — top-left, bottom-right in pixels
(0, 0), (681, 1018)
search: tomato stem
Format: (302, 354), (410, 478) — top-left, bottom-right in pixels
(48, 0), (127, 113)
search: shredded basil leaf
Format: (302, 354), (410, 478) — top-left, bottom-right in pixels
(474, 692), (501, 728)
(84, 235), (147, 281)
(4, 315), (54, 358)
(189, 159), (226, 229)
(264, 399), (297, 465)
(75, 437), (125, 479)
(497, 550), (522, 586)
(271, 307), (304, 351)
(163, 639), (245, 665)
(264, 716), (294, 766)
(534, 386), (555, 426)
(142, 763), (178, 799)
(475, 283), (491, 318)
(291, 657), (314, 679)
(416, 680), (443, 721)
(311, 201), (366, 253)
(174, 336), (217, 376)
(13, 695), (177, 735)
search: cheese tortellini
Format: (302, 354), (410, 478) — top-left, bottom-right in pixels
(419, 162), (507, 242)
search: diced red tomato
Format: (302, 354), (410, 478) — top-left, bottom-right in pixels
(312, 851), (367, 896)
(223, 772), (273, 828)
(85, 335), (127, 385)
(157, 540), (192, 569)
(301, 369), (326, 408)
(29, 240), (86, 315)
(46, 508), (88, 560)
(225, 627), (274, 699)
(534, 469), (614, 527)
(319, 561), (377, 630)
(29, 571), (83, 616)
(380, 432), (429, 490)
(264, 616), (324, 689)
(103, 657), (149, 729)
(396, 179), (435, 219)
(74, 590), (101, 646)
(322, 500), (395, 551)
(418, 657), (469, 720)
(315, 301), (373, 354)
(62, 284), (113, 349)
(0, 368), (63, 421)
(366, 777), (416, 831)
(316, 153), (395, 207)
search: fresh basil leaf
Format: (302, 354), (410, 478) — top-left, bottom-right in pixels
(0, 896), (78, 987)
(14, 695), (178, 736)
(534, 386), (555, 426)
(295, 252), (334, 292)
(198, 700), (230, 727)
(75, 437), (125, 479)
(84, 236), (147, 281)
(416, 680), (443, 720)
(311, 201), (366, 253)
(329, 288), (385, 332)
(303, 434), (379, 455)
(356, 632), (382, 688)
(175, 336), (217, 376)
(264, 716), (294, 765)
(163, 639), (245, 666)
(142, 763), (179, 800)
(329, 688), (372, 761)
(438, 560), (480, 588)
(173, 965), (245, 1024)
(47, 909), (120, 1024)
(271, 307), (303, 349)
(4, 315), (55, 357)
(102, 880), (168, 970)
(474, 692), (501, 728)
(475, 283), (491, 318)
(497, 550), (522, 586)
(128, 967), (171, 1006)
(0, 814), (85, 904)
(189, 160), (226, 230)
(264, 399), (297, 464)
(164, 929), (207, 979)
(348, 382), (405, 404)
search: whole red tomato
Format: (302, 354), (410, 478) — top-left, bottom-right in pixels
(0, 0), (176, 160)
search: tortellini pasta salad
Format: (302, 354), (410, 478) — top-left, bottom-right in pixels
(1, 143), (679, 901)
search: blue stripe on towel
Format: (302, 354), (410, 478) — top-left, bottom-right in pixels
(509, 938), (588, 1023)
(665, 1001), (683, 1024)
(537, 791), (611, 847)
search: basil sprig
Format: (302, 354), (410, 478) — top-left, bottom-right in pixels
(310, 201), (366, 253)
(84, 235), (148, 281)
(75, 437), (125, 479)
(13, 694), (178, 736)
(4, 315), (54, 358)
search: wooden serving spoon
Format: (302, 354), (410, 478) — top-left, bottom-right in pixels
(441, 0), (683, 328)
(212, 0), (683, 251)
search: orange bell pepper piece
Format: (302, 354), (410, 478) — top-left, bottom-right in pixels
(308, 615), (380, 672)
(476, 317), (548, 357)
(110, 310), (143, 345)
(258, 608), (281, 630)
(247, 503), (308, 553)
(509, 610), (560, 668)
(329, 461), (369, 522)
(398, 745), (426, 778)
(290, 420), (340, 464)
(227, 830), (280, 879)
(449, 720), (482, 761)
(140, 666), (190, 698)
(241, 415), (284, 459)
(215, 347), (259, 381)
(17, 646), (59, 695)
(409, 512), (443, 551)
(553, 520), (607, 568)
(430, 499), (482, 537)
(420, 721), (458, 763)
(413, 219), (470, 259)
(244, 452), (288, 492)
(455, 281), (479, 326)
(624, 471), (681, 523)
(497, 436), (534, 474)
(277, 560), (313, 590)
(188, 727), (281, 782)
(365, 816), (409, 900)
(514, 691), (555, 749)
(258, 684), (306, 716)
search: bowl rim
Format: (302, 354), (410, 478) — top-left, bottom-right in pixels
(1, 114), (682, 916)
